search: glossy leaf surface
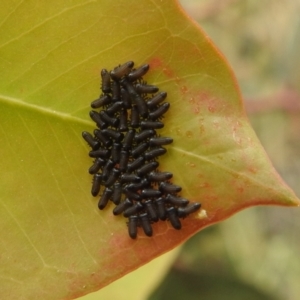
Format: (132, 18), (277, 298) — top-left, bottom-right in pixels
(0, 1), (299, 299)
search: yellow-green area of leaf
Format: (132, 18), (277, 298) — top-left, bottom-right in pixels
(0, 1), (298, 299)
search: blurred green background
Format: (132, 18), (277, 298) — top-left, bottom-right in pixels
(81, 0), (300, 299)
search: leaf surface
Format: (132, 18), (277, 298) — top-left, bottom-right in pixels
(0, 0), (298, 299)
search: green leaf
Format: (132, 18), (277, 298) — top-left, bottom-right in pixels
(0, 0), (298, 299)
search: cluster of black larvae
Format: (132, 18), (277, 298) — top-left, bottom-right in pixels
(82, 61), (201, 239)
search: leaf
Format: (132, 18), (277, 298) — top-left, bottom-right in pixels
(0, 0), (298, 299)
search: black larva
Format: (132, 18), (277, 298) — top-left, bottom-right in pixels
(131, 142), (149, 158)
(119, 150), (130, 172)
(148, 171), (173, 182)
(101, 69), (111, 93)
(141, 188), (162, 198)
(111, 80), (121, 102)
(98, 187), (113, 210)
(91, 173), (102, 197)
(93, 129), (112, 147)
(113, 198), (133, 215)
(127, 64), (149, 81)
(139, 213), (153, 237)
(134, 129), (155, 143)
(149, 137), (173, 146)
(126, 157), (145, 173)
(140, 120), (164, 130)
(135, 83), (159, 94)
(167, 207), (181, 230)
(89, 158), (105, 175)
(111, 183), (122, 205)
(148, 102), (170, 120)
(128, 215), (138, 239)
(82, 131), (100, 150)
(104, 168), (120, 187)
(89, 149), (110, 159)
(82, 61), (201, 239)
(159, 182), (182, 194)
(91, 94), (112, 109)
(123, 202), (143, 218)
(136, 161), (159, 177)
(144, 200), (159, 222)
(110, 61), (134, 80)
(130, 105), (140, 128)
(144, 147), (167, 161)
(118, 109), (128, 132)
(89, 110), (107, 129)
(120, 173), (141, 184)
(122, 129), (135, 150)
(146, 92), (167, 108)
(111, 143), (121, 163)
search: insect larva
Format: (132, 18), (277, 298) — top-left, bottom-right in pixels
(104, 168), (120, 187)
(159, 182), (182, 194)
(127, 64), (149, 81)
(111, 182), (122, 205)
(126, 178), (150, 191)
(128, 215), (138, 239)
(177, 203), (201, 218)
(111, 80), (121, 102)
(148, 171), (173, 182)
(166, 194), (189, 206)
(130, 105), (140, 128)
(91, 173), (102, 196)
(118, 109), (128, 132)
(126, 157), (145, 172)
(121, 78), (148, 117)
(148, 102), (170, 120)
(139, 213), (153, 237)
(120, 173), (141, 184)
(131, 142), (149, 158)
(113, 198), (133, 215)
(82, 131), (100, 150)
(122, 187), (142, 201)
(144, 200), (158, 222)
(102, 159), (114, 181)
(123, 202), (143, 217)
(119, 150), (130, 172)
(135, 83), (159, 94)
(93, 129), (112, 147)
(137, 161), (159, 177)
(155, 197), (167, 220)
(141, 188), (162, 198)
(122, 129), (135, 150)
(101, 128), (124, 142)
(146, 92), (167, 108)
(167, 207), (181, 230)
(132, 94), (149, 118)
(90, 94), (112, 109)
(110, 61), (134, 80)
(99, 111), (119, 127)
(121, 87), (132, 109)
(106, 101), (123, 116)
(98, 187), (113, 210)
(149, 137), (173, 146)
(134, 129), (155, 143)
(101, 69), (111, 93)
(88, 158), (105, 174)
(144, 147), (166, 160)
(111, 143), (121, 163)
(89, 149), (110, 159)
(140, 120), (164, 129)
(89, 111), (107, 129)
